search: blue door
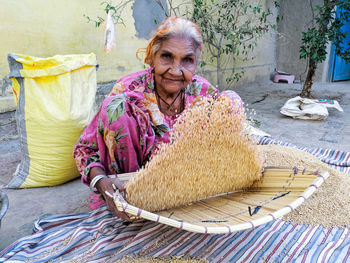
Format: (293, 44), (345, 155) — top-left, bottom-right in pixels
(329, 8), (350, 81)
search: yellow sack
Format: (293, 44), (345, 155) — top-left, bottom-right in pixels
(7, 53), (97, 188)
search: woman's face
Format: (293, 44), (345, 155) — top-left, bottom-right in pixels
(153, 36), (198, 96)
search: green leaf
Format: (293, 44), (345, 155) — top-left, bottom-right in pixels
(152, 123), (169, 137)
(115, 127), (128, 141)
(107, 97), (126, 124)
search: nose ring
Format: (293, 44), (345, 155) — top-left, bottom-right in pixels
(171, 67), (183, 75)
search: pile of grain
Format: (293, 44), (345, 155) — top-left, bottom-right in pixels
(126, 96), (264, 212)
(259, 144), (350, 228)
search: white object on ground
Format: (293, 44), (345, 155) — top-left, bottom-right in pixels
(246, 124), (271, 137)
(280, 96), (343, 120)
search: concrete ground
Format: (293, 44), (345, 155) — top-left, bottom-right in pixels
(0, 80), (349, 251)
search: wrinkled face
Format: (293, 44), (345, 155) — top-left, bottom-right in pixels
(153, 36), (198, 96)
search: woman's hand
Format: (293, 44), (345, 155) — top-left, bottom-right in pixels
(89, 167), (132, 221)
(95, 177), (132, 222)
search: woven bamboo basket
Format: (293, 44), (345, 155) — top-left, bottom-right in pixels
(112, 167), (329, 234)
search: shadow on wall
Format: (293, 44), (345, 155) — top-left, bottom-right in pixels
(132, 0), (168, 39)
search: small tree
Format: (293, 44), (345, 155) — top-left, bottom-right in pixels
(299, 0), (350, 98)
(191, 0), (276, 89)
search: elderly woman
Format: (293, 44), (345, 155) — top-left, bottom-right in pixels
(73, 17), (242, 221)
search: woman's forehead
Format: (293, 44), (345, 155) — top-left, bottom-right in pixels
(158, 37), (196, 55)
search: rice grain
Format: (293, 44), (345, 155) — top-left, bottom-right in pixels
(259, 144), (350, 228)
(126, 96), (264, 212)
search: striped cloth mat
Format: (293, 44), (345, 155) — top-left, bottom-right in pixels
(1, 137), (350, 262)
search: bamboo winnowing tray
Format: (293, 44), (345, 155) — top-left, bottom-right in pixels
(112, 167), (329, 234)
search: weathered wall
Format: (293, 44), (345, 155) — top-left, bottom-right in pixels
(276, 0), (330, 82)
(0, 0), (161, 82)
(0, 0), (278, 112)
(0, 0), (171, 111)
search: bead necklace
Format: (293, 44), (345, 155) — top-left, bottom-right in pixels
(155, 84), (185, 115)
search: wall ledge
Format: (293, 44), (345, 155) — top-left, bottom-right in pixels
(0, 96), (16, 113)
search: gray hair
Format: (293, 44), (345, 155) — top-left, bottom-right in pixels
(143, 17), (203, 66)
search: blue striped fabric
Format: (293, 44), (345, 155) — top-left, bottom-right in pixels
(1, 210), (349, 262)
(1, 137), (349, 262)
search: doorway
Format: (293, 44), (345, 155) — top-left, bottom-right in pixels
(329, 8), (350, 82)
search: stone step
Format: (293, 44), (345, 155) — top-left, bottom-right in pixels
(0, 96), (16, 113)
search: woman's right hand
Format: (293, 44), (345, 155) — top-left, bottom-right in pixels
(95, 177), (132, 222)
(90, 167), (132, 221)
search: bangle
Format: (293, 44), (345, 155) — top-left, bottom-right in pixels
(89, 174), (108, 193)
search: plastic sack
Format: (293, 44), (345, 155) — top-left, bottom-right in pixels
(104, 10), (116, 52)
(7, 53), (97, 188)
(280, 96), (343, 120)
